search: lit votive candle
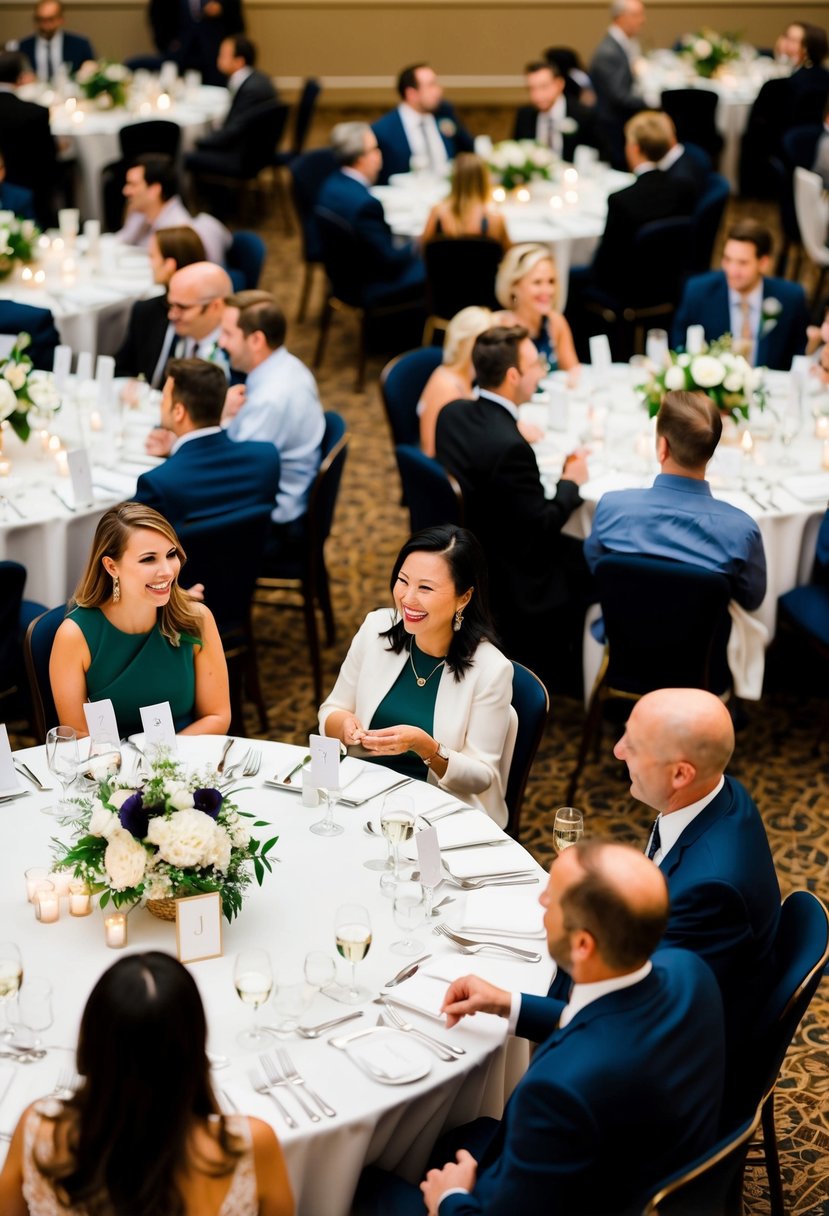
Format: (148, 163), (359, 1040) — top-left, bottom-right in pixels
(25, 866), (50, 902)
(492, 187), (506, 203)
(34, 881), (59, 923)
(550, 195), (563, 210)
(0, 458), (10, 477)
(815, 416), (829, 439)
(55, 450), (69, 477)
(52, 237), (64, 254)
(48, 434), (61, 453)
(823, 440), (829, 471)
(21, 266), (33, 284)
(89, 409), (103, 432)
(39, 429), (50, 451)
(157, 92), (171, 111)
(48, 870), (72, 898)
(104, 912), (127, 947)
(515, 187), (530, 203)
(740, 429), (754, 454)
(69, 880), (92, 917)
(65, 97), (76, 113)
(139, 101), (152, 116)
(72, 109), (85, 125)
(33, 269), (46, 285)
(563, 167), (579, 187)
(38, 234), (50, 252)
(564, 189), (579, 205)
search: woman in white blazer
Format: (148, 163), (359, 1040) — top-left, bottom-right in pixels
(319, 526), (516, 827)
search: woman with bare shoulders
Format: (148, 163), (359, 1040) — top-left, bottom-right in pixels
(494, 243), (580, 380)
(421, 153), (511, 251)
(418, 306), (492, 456)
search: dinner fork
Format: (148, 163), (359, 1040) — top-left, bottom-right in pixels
(433, 923), (542, 962)
(260, 1053), (319, 1123)
(222, 749), (253, 781)
(250, 1065), (298, 1129)
(442, 871), (539, 890)
(51, 1066), (76, 1101)
(277, 1049), (336, 1117)
(379, 1000), (464, 1058)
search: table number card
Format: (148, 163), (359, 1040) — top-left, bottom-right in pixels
(310, 733), (340, 791)
(139, 702), (177, 752)
(83, 698), (120, 743)
(67, 448), (94, 507)
(415, 825), (442, 890)
(95, 354), (115, 409)
(52, 345), (72, 391)
(0, 724), (20, 792)
(588, 335), (612, 383)
(547, 386), (569, 432)
(75, 351), (93, 384)
(176, 892), (222, 963)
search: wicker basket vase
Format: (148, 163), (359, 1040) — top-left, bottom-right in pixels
(146, 897), (178, 921)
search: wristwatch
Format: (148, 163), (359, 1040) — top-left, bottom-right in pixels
(424, 742), (449, 767)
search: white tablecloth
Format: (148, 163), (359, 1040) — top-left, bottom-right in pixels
(0, 736), (553, 1216)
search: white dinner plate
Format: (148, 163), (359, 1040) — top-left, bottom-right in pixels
(343, 1027), (432, 1084)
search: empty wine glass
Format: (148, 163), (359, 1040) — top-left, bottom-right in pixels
(335, 903), (372, 1004)
(45, 726), (79, 815)
(234, 948), (274, 1049)
(9, 976), (53, 1049)
(84, 735), (123, 784)
(553, 806), (584, 854)
(0, 941), (23, 1042)
(392, 881), (427, 955)
(379, 793), (415, 896)
(310, 785), (343, 837)
(304, 951), (336, 993)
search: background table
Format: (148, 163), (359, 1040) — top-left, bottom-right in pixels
(0, 736), (552, 1216)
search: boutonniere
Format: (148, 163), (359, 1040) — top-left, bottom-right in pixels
(559, 117), (578, 135)
(761, 297), (782, 335)
(438, 117), (456, 138)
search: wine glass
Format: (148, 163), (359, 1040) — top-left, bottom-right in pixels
(553, 807), (584, 853)
(774, 395), (801, 465)
(45, 726), (79, 815)
(378, 794), (415, 896)
(335, 904), (372, 1004)
(234, 948), (274, 1049)
(304, 951), (336, 994)
(310, 785), (343, 837)
(8, 976), (53, 1050)
(392, 881), (427, 955)
(0, 942), (23, 1042)
(84, 735), (123, 784)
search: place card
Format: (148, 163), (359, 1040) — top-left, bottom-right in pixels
(67, 448), (94, 507)
(83, 698), (120, 743)
(309, 733), (340, 791)
(547, 386), (569, 432)
(176, 891), (222, 963)
(75, 351), (93, 384)
(415, 825), (441, 889)
(52, 345), (72, 391)
(0, 724), (20, 794)
(588, 334), (612, 382)
(140, 702), (176, 752)
(95, 355), (115, 408)
(685, 325), (705, 355)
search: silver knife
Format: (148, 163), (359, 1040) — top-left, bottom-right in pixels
(383, 954), (431, 987)
(13, 762), (51, 792)
(216, 738), (234, 775)
(439, 839), (510, 852)
(51, 487), (77, 513)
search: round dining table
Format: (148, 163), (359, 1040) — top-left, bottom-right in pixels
(0, 734), (553, 1216)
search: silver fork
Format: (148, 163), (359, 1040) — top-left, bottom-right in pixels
(251, 1064), (298, 1129)
(277, 1048), (336, 1118)
(260, 1053), (319, 1123)
(434, 923), (542, 962)
(379, 1000), (464, 1058)
(52, 1066), (76, 1100)
(442, 871), (538, 890)
(243, 749), (261, 777)
(222, 749), (251, 781)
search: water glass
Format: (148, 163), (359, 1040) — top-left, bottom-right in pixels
(310, 787), (344, 837)
(234, 948), (274, 1049)
(392, 881), (427, 955)
(0, 941), (23, 1041)
(45, 726), (79, 815)
(9, 976), (53, 1048)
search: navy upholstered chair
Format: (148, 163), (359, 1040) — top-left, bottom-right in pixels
(289, 147), (338, 321)
(505, 662), (549, 840)
(227, 230), (267, 290)
(380, 347), (443, 448)
(777, 508), (829, 749)
(422, 236), (503, 344)
(24, 604), (66, 744)
(395, 445), (464, 534)
(640, 1108), (761, 1216)
(690, 172), (730, 275)
(660, 89), (724, 165)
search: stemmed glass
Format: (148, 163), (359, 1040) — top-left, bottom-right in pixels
(304, 951), (336, 994)
(234, 948), (274, 1049)
(0, 942), (23, 1042)
(392, 881), (427, 956)
(8, 977), (53, 1050)
(379, 794), (415, 896)
(310, 785), (343, 837)
(45, 726), (79, 815)
(335, 904), (372, 1004)
(84, 735), (123, 784)
(553, 807), (584, 854)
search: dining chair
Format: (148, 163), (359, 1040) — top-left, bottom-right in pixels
(254, 411), (349, 704)
(226, 230), (267, 290)
(101, 119), (183, 232)
(271, 77), (322, 231)
(793, 168), (829, 305)
(660, 89), (724, 166)
(776, 508), (829, 751)
(639, 1107), (761, 1216)
(505, 662), (550, 840)
(289, 147), (339, 322)
(23, 604), (66, 745)
(395, 445), (464, 533)
(380, 347), (444, 448)
(689, 172), (730, 275)
(0, 562), (43, 724)
(422, 237), (503, 346)
(187, 101), (291, 222)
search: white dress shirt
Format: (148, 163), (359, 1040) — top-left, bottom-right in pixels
(228, 65), (253, 95)
(645, 776), (725, 866)
(34, 33), (64, 81)
(398, 102), (449, 174)
(170, 425), (223, 455)
(535, 95), (567, 156)
(478, 388), (519, 422)
(659, 142), (685, 172)
(728, 282), (763, 366)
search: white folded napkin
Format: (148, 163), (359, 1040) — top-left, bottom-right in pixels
(345, 1029), (431, 1081)
(446, 888), (546, 939)
(402, 811), (503, 860)
(727, 602), (768, 701)
(443, 841), (538, 879)
(90, 469), (137, 497)
(781, 473), (829, 504)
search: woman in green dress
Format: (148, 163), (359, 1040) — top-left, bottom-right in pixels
(50, 503), (230, 738)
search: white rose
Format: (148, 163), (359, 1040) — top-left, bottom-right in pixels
(95, 93), (114, 109)
(89, 800), (122, 839)
(105, 829), (147, 890)
(203, 825), (232, 872)
(747, 366), (765, 392)
(678, 353), (691, 367)
(505, 143), (526, 168)
(694, 39), (712, 58)
(690, 355), (725, 388)
(3, 363), (26, 391)
(105, 64), (128, 81)
(664, 365), (687, 391)
(0, 227), (11, 251)
(0, 379), (16, 421)
(763, 297), (782, 316)
(723, 371), (743, 392)
(147, 808), (217, 868)
(27, 380), (60, 411)
(107, 787), (138, 809)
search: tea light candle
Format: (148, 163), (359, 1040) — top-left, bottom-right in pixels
(515, 187), (530, 203)
(48, 870), (72, 897)
(492, 187), (506, 203)
(21, 266), (33, 284)
(89, 409), (103, 432)
(65, 97), (76, 113)
(71, 109), (85, 125)
(69, 880), (92, 916)
(48, 434), (61, 453)
(25, 866), (50, 902)
(564, 189), (579, 205)
(55, 450), (69, 477)
(563, 167), (579, 187)
(52, 237), (64, 254)
(39, 428), (50, 451)
(33, 269), (46, 285)
(157, 92), (171, 111)
(104, 912), (127, 947)
(38, 234), (50, 252)
(34, 881), (59, 923)
(740, 429), (754, 454)
(0, 458), (10, 477)
(823, 440), (829, 471)
(550, 195), (563, 211)
(815, 416), (829, 439)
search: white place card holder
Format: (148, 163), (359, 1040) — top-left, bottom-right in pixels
(547, 386), (569, 432)
(74, 351), (93, 385)
(83, 698), (120, 744)
(95, 355), (115, 409)
(588, 335), (612, 384)
(67, 448), (94, 507)
(309, 733), (340, 791)
(176, 891), (222, 963)
(685, 325), (705, 355)
(0, 724), (20, 792)
(52, 344), (72, 392)
(139, 702), (177, 753)
(415, 825), (442, 889)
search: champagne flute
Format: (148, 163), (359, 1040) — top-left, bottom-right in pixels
(335, 903), (372, 1004)
(234, 948), (274, 1049)
(379, 794), (415, 896)
(0, 942), (23, 1042)
(391, 881), (427, 955)
(553, 806), (584, 853)
(45, 726), (79, 815)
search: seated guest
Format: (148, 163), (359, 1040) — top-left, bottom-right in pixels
(50, 502), (230, 738)
(0, 151), (34, 219)
(545, 45), (596, 104)
(513, 59), (605, 162)
(435, 327), (590, 695)
(0, 300), (59, 369)
(589, 0), (647, 168)
(585, 389), (767, 610)
(15, 0), (95, 81)
(315, 122), (425, 307)
(137, 261), (233, 400)
(320, 525), (515, 828)
(420, 153), (510, 250)
(658, 112), (713, 201)
(217, 290), (325, 564)
(354, 840), (725, 1216)
(132, 358), (279, 529)
(185, 35), (278, 176)
(0, 952), (293, 1216)
(419, 305), (493, 457)
(149, 0), (245, 85)
(0, 51), (59, 227)
(116, 154), (231, 266)
(493, 244), (579, 374)
(672, 219), (809, 370)
(114, 225), (206, 383)
(372, 62), (474, 185)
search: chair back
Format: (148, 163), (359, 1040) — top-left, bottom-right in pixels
(690, 172), (730, 274)
(307, 412), (349, 565)
(315, 206), (365, 306)
(119, 119), (181, 161)
(227, 230), (267, 289)
(289, 78), (322, 156)
(23, 604), (66, 744)
(290, 147), (339, 263)
(769, 154), (801, 250)
(238, 102), (291, 176)
(505, 662), (549, 839)
(0, 562), (26, 695)
(814, 507), (829, 584)
(782, 124), (823, 170)
(423, 237), (503, 322)
(640, 1108), (761, 1216)
(395, 445), (464, 533)
(660, 89), (724, 163)
(794, 168), (829, 264)
(628, 218), (695, 309)
(177, 505), (273, 640)
(595, 555), (732, 696)
(380, 347), (444, 446)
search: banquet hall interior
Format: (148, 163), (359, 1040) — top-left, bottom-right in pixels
(0, 0), (828, 1213)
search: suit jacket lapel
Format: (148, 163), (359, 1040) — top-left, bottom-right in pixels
(756, 281), (779, 368)
(713, 275), (732, 343)
(658, 780), (732, 876)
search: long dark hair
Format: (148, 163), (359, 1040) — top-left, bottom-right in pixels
(380, 525), (498, 679)
(37, 952), (242, 1215)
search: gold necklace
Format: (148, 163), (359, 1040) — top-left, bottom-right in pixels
(409, 645), (446, 688)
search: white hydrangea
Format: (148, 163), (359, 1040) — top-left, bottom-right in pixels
(163, 779), (195, 811)
(224, 811), (250, 849)
(27, 374), (60, 412)
(723, 371), (743, 392)
(104, 63), (129, 81)
(89, 800), (121, 840)
(147, 808), (218, 868)
(664, 365), (687, 391)
(690, 355), (725, 388)
(105, 829), (147, 889)
(203, 824), (232, 872)
(746, 366), (765, 392)
(504, 142), (526, 168)
(694, 38), (712, 58)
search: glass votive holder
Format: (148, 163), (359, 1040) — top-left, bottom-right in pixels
(25, 866), (50, 903)
(34, 881), (60, 923)
(69, 880), (92, 917)
(104, 912), (128, 948)
(48, 871), (72, 898)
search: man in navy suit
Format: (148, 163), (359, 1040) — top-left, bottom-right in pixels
(149, 0), (245, 84)
(132, 357), (279, 529)
(0, 153), (35, 219)
(672, 219), (809, 370)
(0, 51), (59, 227)
(513, 60), (607, 162)
(17, 1), (95, 80)
(372, 63), (473, 185)
(354, 840), (725, 1216)
(0, 301), (60, 369)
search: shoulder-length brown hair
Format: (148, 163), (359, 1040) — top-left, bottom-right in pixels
(73, 503), (202, 645)
(448, 152), (491, 227)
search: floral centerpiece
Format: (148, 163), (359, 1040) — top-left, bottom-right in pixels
(75, 60), (131, 108)
(0, 215), (39, 281)
(634, 336), (765, 421)
(53, 754), (278, 922)
(488, 140), (557, 191)
(678, 29), (741, 78)
(0, 333), (61, 442)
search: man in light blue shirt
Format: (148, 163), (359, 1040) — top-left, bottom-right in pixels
(584, 389), (767, 610)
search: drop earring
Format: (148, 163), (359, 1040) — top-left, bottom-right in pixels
(112, 574), (121, 603)
(453, 609), (464, 633)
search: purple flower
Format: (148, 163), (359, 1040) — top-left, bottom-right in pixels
(118, 791), (149, 839)
(193, 787), (223, 819)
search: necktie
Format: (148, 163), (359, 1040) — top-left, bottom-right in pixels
(420, 120), (436, 170)
(151, 325), (177, 390)
(646, 817), (661, 861)
(740, 298), (753, 344)
(545, 113), (555, 151)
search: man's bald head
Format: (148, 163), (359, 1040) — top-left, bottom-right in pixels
(167, 262), (233, 340)
(170, 261), (233, 301)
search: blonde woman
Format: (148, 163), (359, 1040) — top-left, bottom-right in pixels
(494, 243), (579, 376)
(50, 502), (230, 739)
(421, 153), (511, 251)
(418, 306), (493, 456)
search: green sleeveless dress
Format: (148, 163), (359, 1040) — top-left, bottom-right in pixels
(68, 607), (198, 738)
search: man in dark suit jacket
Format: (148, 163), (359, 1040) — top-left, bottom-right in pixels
(0, 52), (59, 227)
(589, 0), (647, 167)
(354, 840), (725, 1216)
(672, 219), (809, 370)
(0, 152), (35, 219)
(0, 301), (60, 369)
(17, 1), (94, 80)
(149, 0), (245, 84)
(372, 63), (473, 185)
(113, 293), (169, 383)
(513, 59), (607, 162)
(435, 326), (590, 693)
(132, 358), (279, 528)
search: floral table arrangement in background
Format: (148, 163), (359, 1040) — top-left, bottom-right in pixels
(635, 336), (766, 421)
(0, 333), (61, 442)
(75, 60), (131, 108)
(488, 140), (557, 192)
(677, 28), (742, 78)
(0, 214), (39, 281)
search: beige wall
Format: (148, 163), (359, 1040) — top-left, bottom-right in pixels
(1, 2), (826, 102)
